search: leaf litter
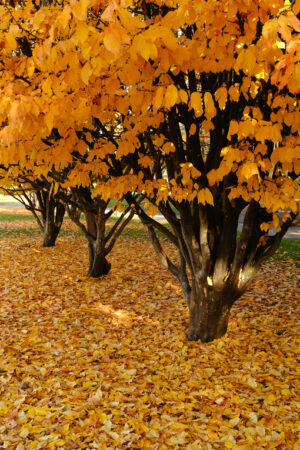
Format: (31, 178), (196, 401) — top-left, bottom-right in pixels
(0, 232), (299, 449)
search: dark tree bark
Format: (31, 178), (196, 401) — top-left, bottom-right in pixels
(187, 285), (232, 342)
(67, 187), (134, 278)
(88, 241), (111, 277)
(41, 194), (65, 247)
(85, 210), (111, 277)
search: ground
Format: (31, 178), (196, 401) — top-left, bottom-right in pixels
(0, 211), (299, 449)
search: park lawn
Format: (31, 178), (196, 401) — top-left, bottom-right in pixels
(0, 213), (299, 448)
(0, 209), (299, 264)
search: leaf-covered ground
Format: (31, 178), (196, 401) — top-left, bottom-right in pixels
(0, 214), (299, 449)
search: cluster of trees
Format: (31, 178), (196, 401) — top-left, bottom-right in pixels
(0, 0), (299, 342)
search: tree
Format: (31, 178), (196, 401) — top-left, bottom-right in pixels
(0, 1), (134, 275)
(32, 188), (65, 247)
(0, 172), (65, 247)
(66, 186), (134, 277)
(0, 0), (299, 341)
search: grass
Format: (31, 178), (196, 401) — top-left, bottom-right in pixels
(0, 227), (41, 237)
(0, 210), (299, 264)
(272, 238), (300, 264)
(0, 213), (35, 222)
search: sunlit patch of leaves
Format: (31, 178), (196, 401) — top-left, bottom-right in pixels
(0, 230), (298, 448)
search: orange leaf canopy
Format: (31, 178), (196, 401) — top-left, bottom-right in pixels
(0, 0), (299, 214)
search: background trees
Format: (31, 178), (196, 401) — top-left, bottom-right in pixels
(0, 170), (66, 247)
(66, 187), (134, 277)
(0, 0), (299, 341)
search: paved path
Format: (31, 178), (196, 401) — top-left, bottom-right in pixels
(0, 203), (299, 240)
(0, 203), (23, 208)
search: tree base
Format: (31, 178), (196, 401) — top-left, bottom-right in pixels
(88, 258), (111, 278)
(187, 290), (231, 342)
(187, 328), (227, 343)
(42, 240), (56, 248)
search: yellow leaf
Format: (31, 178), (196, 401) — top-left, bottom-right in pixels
(28, 406), (50, 417)
(164, 85), (178, 108)
(204, 188), (214, 205)
(179, 89), (188, 103)
(88, 387), (103, 404)
(229, 417), (240, 427)
(104, 30), (121, 55)
(124, 368), (137, 377)
(19, 426), (30, 438)
(42, 77), (52, 96)
(5, 33), (17, 52)
(45, 111), (54, 133)
(80, 62), (93, 85)
(101, 2), (115, 21)
(249, 412), (258, 423)
(153, 87), (164, 111)
(16, 444), (26, 450)
(227, 120), (239, 138)
(215, 87), (227, 110)
(191, 166), (201, 177)
(207, 429), (218, 441)
(294, 159), (300, 174)
(189, 124), (197, 136)
(228, 85), (240, 102)
(190, 92), (203, 117)
(239, 162), (259, 180)
(234, 48), (245, 72)
(58, 7), (72, 28)
(72, 0), (90, 20)
(224, 441), (238, 449)
(197, 188), (214, 205)
(244, 47), (257, 74)
(293, 0), (300, 14)
(169, 422), (188, 432)
(118, 8), (146, 31)
(9, 102), (19, 126)
(163, 142), (175, 154)
(139, 155), (153, 168)
(202, 120), (214, 132)
(256, 426), (266, 436)
(27, 60), (35, 77)
(154, 135), (164, 147)
(135, 36), (157, 61)
(204, 92), (216, 120)
(51, 440), (66, 446)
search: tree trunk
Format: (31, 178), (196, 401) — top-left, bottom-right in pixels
(88, 241), (111, 277)
(85, 211), (111, 277)
(187, 283), (233, 342)
(42, 201), (65, 247)
(42, 221), (57, 247)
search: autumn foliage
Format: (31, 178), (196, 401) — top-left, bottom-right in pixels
(0, 0), (299, 341)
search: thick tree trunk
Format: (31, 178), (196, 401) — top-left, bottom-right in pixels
(88, 241), (111, 277)
(187, 283), (233, 342)
(85, 211), (111, 277)
(42, 201), (65, 247)
(42, 221), (58, 247)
